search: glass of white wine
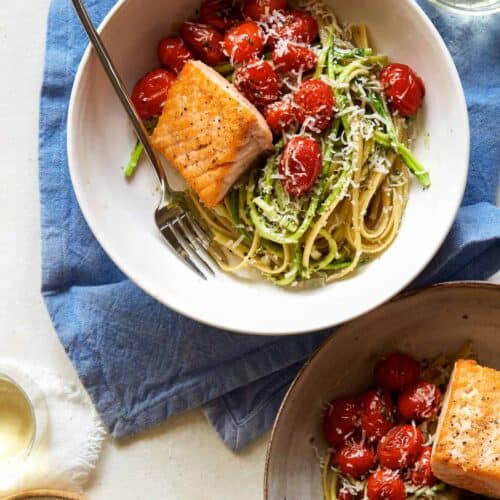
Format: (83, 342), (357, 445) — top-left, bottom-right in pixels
(431, 0), (500, 14)
(0, 374), (37, 465)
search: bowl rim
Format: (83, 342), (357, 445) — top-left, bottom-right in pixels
(67, 0), (470, 335)
(263, 281), (500, 498)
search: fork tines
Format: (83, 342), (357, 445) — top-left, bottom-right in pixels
(158, 212), (219, 280)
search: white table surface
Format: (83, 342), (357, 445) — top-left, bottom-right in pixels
(1, 2), (498, 499)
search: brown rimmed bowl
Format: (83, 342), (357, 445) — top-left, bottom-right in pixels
(264, 282), (500, 499)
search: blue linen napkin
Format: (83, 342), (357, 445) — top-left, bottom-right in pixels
(39, 0), (500, 450)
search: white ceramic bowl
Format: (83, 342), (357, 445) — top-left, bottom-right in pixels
(265, 283), (500, 499)
(67, 0), (469, 335)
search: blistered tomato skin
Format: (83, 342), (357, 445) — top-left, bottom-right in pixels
(233, 60), (281, 108)
(293, 79), (335, 133)
(157, 37), (194, 74)
(410, 446), (437, 487)
(334, 441), (377, 479)
(323, 396), (361, 447)
(131, 69), (176, 120)
(367, 469), (406, 500)
(272, 43), (317, 73)
(279, 136), (322, 197)
(338, 490), (353, 500)
(360, 388), (395, 442)
(380, 63), (425, 117)
(181, 22), (227, 66)
(224, 21), (265, 64)
(377, 424), (424, 469)
(374, 352), (421, 391)
(398, 380), (441, 420)
(269, 10), (318, 47)
(263, 98), (297, 134)
(243, 0), (288, 21)
(200, 0), (241, 31)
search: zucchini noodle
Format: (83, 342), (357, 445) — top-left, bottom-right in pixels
(191, 0), (429, 286)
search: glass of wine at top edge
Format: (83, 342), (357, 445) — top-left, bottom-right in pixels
(430, 0), (500, 14)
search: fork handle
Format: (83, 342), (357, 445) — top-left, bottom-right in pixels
(71, 0), (168, 187)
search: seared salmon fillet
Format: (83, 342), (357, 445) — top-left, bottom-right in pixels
(151, 60), (273, 207)
(431, 359), (500, 498)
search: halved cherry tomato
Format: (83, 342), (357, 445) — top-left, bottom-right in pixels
(200, 0), (241, 31)
(374, 352), (421, 391)
(263, 98), (297, 134)
(398, 380), (441, 421)
(293, 79), (335, 133)
(157, 37), (194, 74)
(272, 43), (317, 73)
(243, 0), (287, 21)
(334, 441), (377, 479)
(360, 388), (395, 442)
(268, 10), (318, 47)
(323, 396), (361, 447)
(224, 21), (265, 64)
(181, 22), (227, 66)
(131, 68), (175, 120)
(278, 136), (321, 197)
(380, 63), (425, 117)
(377, 425), (423, 469)
(410, 446), (437, 487)
(233, 60), (280, 107)
(367, 469), (406, 500)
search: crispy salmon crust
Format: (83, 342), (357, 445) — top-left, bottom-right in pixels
(431, 359), (500, 498)
(152, 60), (273, 207)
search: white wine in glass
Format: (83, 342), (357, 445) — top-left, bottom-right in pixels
(0, 375), (36, 463)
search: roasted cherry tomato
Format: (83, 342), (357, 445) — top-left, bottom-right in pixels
(398, 380), (441, 421)
(272, 43), (317, 73)
(377, 424), (423, 469)
(200, 0), (241, 31)
(181, 22), (227, 66)
(323, 396), (361, 446)
(293, 79), (335, 133)
(263, 98), (297, 134)
(367, 469), (406, 500)
(131, 68), (175, 120)
(338, 490), (353, 500)
(224, 21), (265, 64)
(233, 60), (280, 107)
(278, 136), (322, 197)
(410, 446), (437, 487)
(157, 37), (194, 74)
(374, 352), (421, 391)
(268, 10), (318, 47)
(360, 388), (395, 442)
(380, 63), (425, 117)
(243, 0), (287, 21)
(334, 441), (377, 479)
(323, 396), (361, 447)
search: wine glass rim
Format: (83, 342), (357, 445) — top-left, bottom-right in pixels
(430, 0), (500, 15)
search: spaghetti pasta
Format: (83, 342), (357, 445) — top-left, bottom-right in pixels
(187, 0), (430, 286)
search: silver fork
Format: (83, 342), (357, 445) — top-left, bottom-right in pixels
(71, 0), (218, 279)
